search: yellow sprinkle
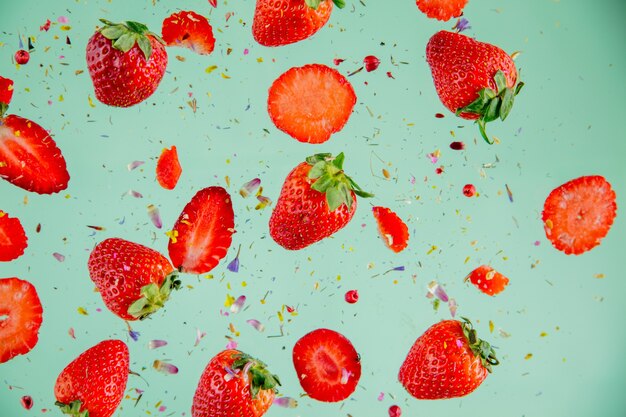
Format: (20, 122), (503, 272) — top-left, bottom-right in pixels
(277, 311), (284, 323)
(540, 332), (548, 337)
(77, 307), (88, 315)
(545, 219), (553, 229)
(226, 159), (230, 164)
(336, 275), (341, 281)
(205, 65), (218, 73)
(224, 294), (235, 307)
(314, 281), (319, 290)
(226, 283), (231, 290)
(443, 341), (447, 349)
(256, 57), (263, 63)
(175, 55), (185, 62)
(221, 73), (231, 79)
(155, 401), (162, 408)
(87, 95), (96, 108)
(225, 176), (230, 187)
(524, 353), (533, 360)
(241, 281), (247, 287)
(204, 274), (213, 280)
(58, 94), (64, 102)
(382, 168), (390, 179)
(489, 320), (494, 333)
(165, 230), (178, 244)
(594, 273), (605, 279)
(60, 25), (71, 31)
(393, 279), (398, 284)
(65, 194), (71, 199)
(426, 245), (437, 255)
(464, 256), (470, 264)
(181, 220), (192, 226)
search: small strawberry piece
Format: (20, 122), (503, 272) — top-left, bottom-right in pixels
(416, 0), (468, 21)
(161, 11), (216, 55)
(192, 349), (279, 417)
(363, 55), (380, 72)
(465, 265), (509, 296)
(372, 206), (409, 253)
(86, 19), (168, 107)
(253, 0), (343, 47)
(268, 64), (356, 144)
(0, 114), (70, 194)
(389, 405), (402, 417)
(168, 186), (235, 274)
(399, 319), (498, 399)
(55, 339), (129, 417)
(293, 328), (361, 402)
(269, 153), (372, 250)
(0, 75), (14, 105)
(542, 175), (617, 255)
(0, 277), (42, 364)
(462, 183), (475, 197)
(426, 31), (523, 143)
(208, 0), (218, 7)
(0, 210), (28, 262)
(156, 145), (182, 190)
(88, 238), (179, 321)
(344, 289), (358, 304)
(14, 50), (30, 65)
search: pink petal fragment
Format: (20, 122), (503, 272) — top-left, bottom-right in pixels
(273, 397), (298, 408)
(148, 340), (168, 349)
(448, 298), (458, 317)
(53, 252), (65, 262)
(153, 360), (178, 374)
(127, 160), (145, 171)
(230, 295), (246, 314)
(147, 204), (162, 229)
(239, 178), (261, 198)
(57, 16), (69, 23)
(377, 392), (385, 401)
(195, 328), (207, 347)
(225, 339), (238, 350)
(246, 319), (265, 332)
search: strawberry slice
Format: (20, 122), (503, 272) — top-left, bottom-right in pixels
(542, 175), (617, 255)
(292, 328), (361, 402)
(0, 210), (28, 262)
(372, 206), (409, 253)
(0, 76), (14, 106)
(465, 265), (509, 296)
(161, 11), (216, 55)
(0, 277), (43, 363)
(267, 64), (356, 144)
(168, 186), (235, 274)
(156, 145), (182, 190)
(0, 114), (70, 194)
(416, 0), (468, 21)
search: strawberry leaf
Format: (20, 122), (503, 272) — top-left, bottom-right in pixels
(305, 153), (332, 165)
(231, 352), (281, 398)
(460, 317), (499, 372)
(494, 70), (507, 94)
(308, 161), (327, 180)
(500, 87), (514, 120)
(333, 0), (346, 8)
(112, 33), (136, 52)
(305, 0), (323, 9)
(332, 152), (345, 170)
(55, 400), (89, 417)
(127, 272), (180, 320)
(137, 35), (153, 61)
(126, 20), (149, 34)
(100, 24), (125, 40)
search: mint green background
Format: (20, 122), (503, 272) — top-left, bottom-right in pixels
(1, 0), (625, 416)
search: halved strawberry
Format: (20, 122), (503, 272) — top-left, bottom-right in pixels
(0, 277), (43, 363)
(156, 145), (182, 190)
(372, 206), (409, 253)
(465, 265), (509, 296)
(416, 0), (468, 21)
(267, 64), (356, 144)
(542, 175), (617, 255)
(168, 186), (235, 274)
(0, 114), (70, 194)
(292, 328), (361, 402)
(0, 75), (14, 106)
(0, 210), (28, 262)
(161, 11), (216, 55)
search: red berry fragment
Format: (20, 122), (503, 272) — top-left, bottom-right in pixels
(372, 206), (409, 253)
(20, 396), (33, 410)
(14, 50), (30, 65)
(389, 405), (402, 417)
(344, 290), (359, 304)
(416, 0), (468, 22)
(156, 145), (182, 190)
(161, 11), (216, 55)
(363, 55), (380, 72)
(0, 76), (14, 105)
(462, 184), (475, 197)
(466, 265), (509, 296)
(450, 141), (465, 150)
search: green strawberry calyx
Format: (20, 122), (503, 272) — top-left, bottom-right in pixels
(231, 352), (281, 398)
(127, 271), (181, 320)
(460, 317), (500, 372)
(456, 70), (524, 144)
(55, 400), (89, 417)
(306, 0), (345, 10)
(305, 152), (373, 212)
(0, 102), (8, 118)
(98, 18), (165, 61)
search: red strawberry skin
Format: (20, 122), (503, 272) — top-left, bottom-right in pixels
(269, 162), (356, 250)
(426, 31), (517, 119)
(54, 339), (129, 417)
(156, 145), (182, 190)
(88, 238), (175, 321)
(466, 265), (509, 296)
(372, 206), (409, 253)
(0, 114), (70, 194)
(192, 349), (277, 417)
(416, 0), (468, 21)
(168, 186), (234, 274)
(162, 11), (216, 55)
(0, 75), (14, 105)
(86, 31), (167, 107)
(253, 0), (333, 47)
(292, 328), (361, 402)
(399, 320), (492, 399)
(542, 175), (617, 255)
(0, 210), (28, 261)
(0, 277), (43, 364)
(267, 64), (356, 144)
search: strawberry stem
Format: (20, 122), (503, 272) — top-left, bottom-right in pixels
(231, 352), (281, 398)
(460, 317), (499, 372)
(305, 153), (373, 212)
(127, 271), (181, 320)
(456, 70), (524, 144)
(97, 18), (165, 61)
(55, 400), (89, 417)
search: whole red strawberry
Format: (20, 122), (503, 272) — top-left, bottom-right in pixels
(0, 76), (70, 194)
(426, 30), (523, 143)
(399, 318), (498, 399)
(88, 238), (179, 321)
(252, 0), (344, 47)
(86, 19), (168, 107)
(192, 349), (280, 417)
(54, 339), (129, 417)
(269, 153), (372, 250)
